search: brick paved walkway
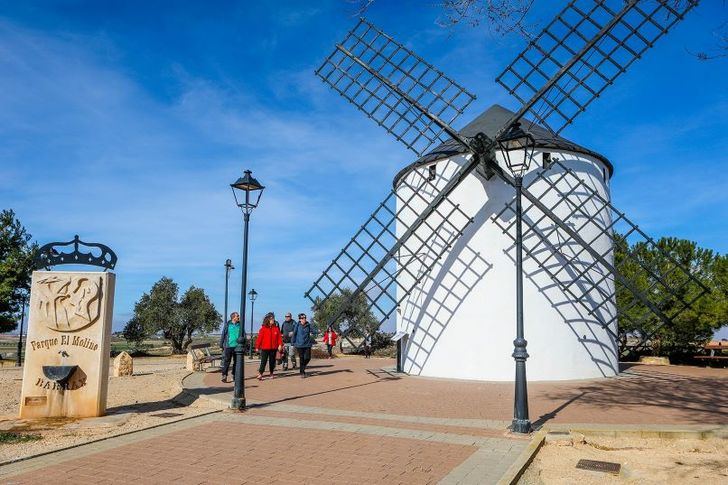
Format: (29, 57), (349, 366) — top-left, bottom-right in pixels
(1, 410), (527, 484)
(198, 358), (728, 425)
(2, 357), (725, 484)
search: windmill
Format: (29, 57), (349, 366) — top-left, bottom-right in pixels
(306, 0), (707, 433)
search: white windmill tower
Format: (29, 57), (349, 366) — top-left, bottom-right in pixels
(394, 104), (617, 381)
(307, 2), (707, 432)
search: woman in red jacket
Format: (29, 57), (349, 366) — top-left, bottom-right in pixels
(255, 312), (283, 380)
(323, 326), (338, 359)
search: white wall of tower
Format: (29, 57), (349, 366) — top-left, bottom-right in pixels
(394, 149), (618, 381)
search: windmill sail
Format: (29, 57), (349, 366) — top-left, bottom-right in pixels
(496, 0), (700, 135)
(316, 18), (476, 157)
(305, 159), (476, 347)
(309, 18), (481, 342)
(492, 160), (709, 357)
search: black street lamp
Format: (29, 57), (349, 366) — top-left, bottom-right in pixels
(498, 122), (535, 434)
(16, 293), (27, 367)
(224, 259), (235, 332)
(229, 170), (265, 410)
(248, 289), (258, 359)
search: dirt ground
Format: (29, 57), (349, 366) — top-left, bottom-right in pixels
(519, 435), (728, 484)
(0, 356), (219, 463)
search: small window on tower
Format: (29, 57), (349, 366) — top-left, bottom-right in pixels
(428, 164), (436, 181)
(543, 152), (552, 168)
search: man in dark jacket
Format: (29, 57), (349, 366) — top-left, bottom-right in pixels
(220, 312), (241, 383)
(291, 313), (317, 378)
(280, 312), (297, 370)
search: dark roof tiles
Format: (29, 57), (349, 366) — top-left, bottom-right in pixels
(393, 104), (612, 186)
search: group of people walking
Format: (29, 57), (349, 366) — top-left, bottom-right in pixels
(220, 311), (332, 381)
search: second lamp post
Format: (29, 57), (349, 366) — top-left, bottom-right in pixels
(230, 170), (265, 410)
(498, 122), (535, 434)
(248, 288), (257, 359)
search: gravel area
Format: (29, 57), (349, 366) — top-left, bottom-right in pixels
(0, 356), (219, 462)
(520, 436), (728, 484)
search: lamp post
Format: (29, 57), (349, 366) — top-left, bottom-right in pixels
(498, 122), (535, 434)
(229, 170), (265, 410)
(16, 293), (27, 367)
(224, 259), (234, 331)
(248, 289), (257, 359)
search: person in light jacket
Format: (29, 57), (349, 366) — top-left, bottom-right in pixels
(255, 312), (283, 380)
(291, 313), (316, 378)
(280, 312), (297, 370)
(219, 312), (241, 383)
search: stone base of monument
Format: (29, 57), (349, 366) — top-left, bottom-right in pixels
(19, 271), (116, 419)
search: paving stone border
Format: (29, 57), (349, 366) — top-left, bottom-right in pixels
(496, 429), (547, 485)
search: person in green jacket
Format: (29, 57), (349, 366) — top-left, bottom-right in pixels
(220, 312), (242, 383)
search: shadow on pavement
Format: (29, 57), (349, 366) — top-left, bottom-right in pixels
(540, 367), (728, 424)
(246, 375), (401, 410)
(532, 392), (588, 429)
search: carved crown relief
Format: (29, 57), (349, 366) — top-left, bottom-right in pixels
(36, 275), (103, 332)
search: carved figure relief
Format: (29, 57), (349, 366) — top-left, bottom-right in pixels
(36, 275), (103, 332)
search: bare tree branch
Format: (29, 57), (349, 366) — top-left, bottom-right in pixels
(347, 0), (726, 61)
(435, 0), (536, 40)
(688, 19), (728, 61)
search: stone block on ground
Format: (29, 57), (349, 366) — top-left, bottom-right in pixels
(186, 349), (205, 371)
(639, 356), (670, 365)
(113, 351), (133, 377)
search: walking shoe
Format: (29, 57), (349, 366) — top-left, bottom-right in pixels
(256, 374), (263, 381)
(221, 376), (227, 383)
(268, 374), (275, 379)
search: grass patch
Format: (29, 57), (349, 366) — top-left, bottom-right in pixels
(0, 432), (42, 444)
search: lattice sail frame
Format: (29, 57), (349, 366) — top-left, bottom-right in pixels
(492, 160), (710, 356)
(496, 0), (700, 135)
(316, 17), (476, 157)
(305, 160), (475, 349)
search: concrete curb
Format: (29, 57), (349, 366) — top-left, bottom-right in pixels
(496, 430), (547, 485)
(544, 423), (728, 440)
(179, 371), (230, 409)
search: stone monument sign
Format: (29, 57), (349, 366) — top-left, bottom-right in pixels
(20, 271), (116, 418)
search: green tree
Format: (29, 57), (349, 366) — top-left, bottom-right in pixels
(132, 277), (221, 354)
(616, 236), (727, 356)
(178, 286), (220, 351)
(312, 288), (379, 337)
(121, 317), (148, 352)
(0, 210), (37, 333)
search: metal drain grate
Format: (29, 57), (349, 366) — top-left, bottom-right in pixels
(151, 412), (183, 418)
(576, 459), (621, 475)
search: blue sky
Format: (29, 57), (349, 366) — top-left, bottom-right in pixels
(1, 1), (726, 334)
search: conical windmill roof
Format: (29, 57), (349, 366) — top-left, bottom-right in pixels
(393, 104), (612, 187)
